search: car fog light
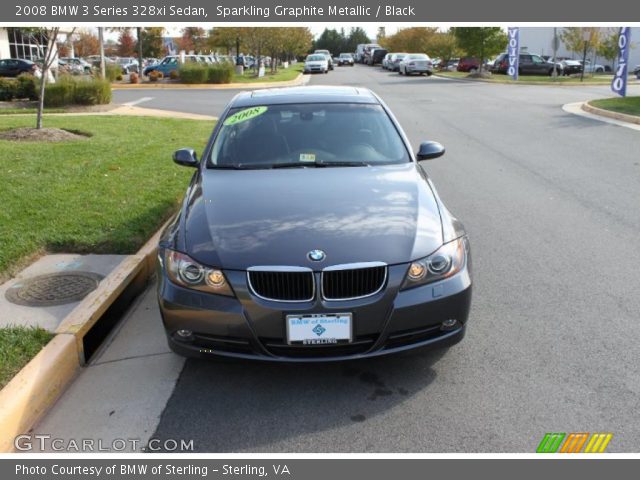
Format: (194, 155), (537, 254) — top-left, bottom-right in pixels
(441, 319), (458, 330)
(408, 262), (426, 280)
(206, 270), (226, 287)
(176, 329), (193, 338)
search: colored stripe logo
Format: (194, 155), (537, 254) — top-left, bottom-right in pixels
(537, 433), (613, 453)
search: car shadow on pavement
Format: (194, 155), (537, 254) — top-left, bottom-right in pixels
(150, 346), (447, 452)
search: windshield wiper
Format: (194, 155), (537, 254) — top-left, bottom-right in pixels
(315, 160), (370, 167)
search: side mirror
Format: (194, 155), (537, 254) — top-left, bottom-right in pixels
(173, 148), (199, 168)
(416, 141), (445, 161)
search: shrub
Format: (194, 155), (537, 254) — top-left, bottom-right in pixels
(206, 63), (234, 84)
(169, 70), (179, 80)
(129, 72), (139, 84)
(16, 74), (38, 100)
(44, 76), (112, 107)
(179, 64), (207, 84)
(148, 70), (163, 82)
(0, 78), (17, 101)
(73, 78), (111, 105)
(104, 63), (122, 82)
(43, 77), (75, 107)
(115, 74), (123, 81)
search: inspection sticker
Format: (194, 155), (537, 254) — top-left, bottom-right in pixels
(299, 153), (316, 162)
(223, 106), (268, 126)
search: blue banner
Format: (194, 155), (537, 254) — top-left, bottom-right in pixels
(507, 27), (520, 80)
(611, 27), (631, 97)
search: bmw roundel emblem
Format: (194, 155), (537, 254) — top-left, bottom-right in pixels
(307, 250), (326, 262)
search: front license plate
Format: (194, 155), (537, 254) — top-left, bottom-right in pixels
(286, 313), (352, 345)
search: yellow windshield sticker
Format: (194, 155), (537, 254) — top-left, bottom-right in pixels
(299, 153), (316, 162)
(223, 106), (268, 126)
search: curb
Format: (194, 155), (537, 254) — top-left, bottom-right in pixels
(433, 73), (622, 87)
(113, 72), (306, 90)
(581, 101), (640, 125)
(0, 216), (173, 452)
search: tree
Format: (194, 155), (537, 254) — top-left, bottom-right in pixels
(451, 27), (507, 73)
(32, 27), (75, 129)
(117, 29), (136, 57)
(382, 27), (438, 53)
(178, 27), (206, 53)
(345, 27), (370, 52)
(73, 30), (100, 57)
(560, 27), (601, 59)
(139, 27), (164, 58)
(281, 27), (313, 61)
(208, 27), (243, 56)
(314, 28), (346, 55)
(429, 31), (461, 65)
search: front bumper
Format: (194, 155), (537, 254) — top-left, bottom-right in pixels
(157, 258), (472, 362)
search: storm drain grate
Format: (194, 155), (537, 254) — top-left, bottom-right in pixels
(5, 271), (104, 307)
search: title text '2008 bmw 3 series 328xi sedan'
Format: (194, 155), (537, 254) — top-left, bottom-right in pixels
(157, 86), (472, 362)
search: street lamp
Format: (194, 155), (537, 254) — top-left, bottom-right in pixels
(580, 30), (591, 82)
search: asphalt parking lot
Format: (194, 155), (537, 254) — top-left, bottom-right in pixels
(39, 66), (640, 452)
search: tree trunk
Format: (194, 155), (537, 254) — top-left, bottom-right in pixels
(137, 27), (144, 79)
(36, 74), (46, 130)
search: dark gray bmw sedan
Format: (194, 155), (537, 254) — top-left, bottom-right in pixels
(157, 86), (472, 361)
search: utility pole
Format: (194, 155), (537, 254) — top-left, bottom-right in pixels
(552, 27), (559, 78)
(98, 27), (105, 78)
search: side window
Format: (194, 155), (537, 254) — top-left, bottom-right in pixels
(520, 55), (532, 63)
(532, 55), (544, 64)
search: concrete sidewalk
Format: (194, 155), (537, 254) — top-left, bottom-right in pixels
(32, 281), (184, 452)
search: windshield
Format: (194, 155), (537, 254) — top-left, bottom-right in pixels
(306, 55), (326, 62)
(209, 103), (411, 169)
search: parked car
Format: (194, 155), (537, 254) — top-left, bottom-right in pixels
(356, 43), (380, 63)
(0, 58), (34, 77)
(399, 54), (433, 76)
(382, 53), (393, 70)
(441, 58), (459, 71)
(59, 57), (92, 74)
(580, 60), (606, 74)
(337, 53), (354, 66)
(492, 53), (561, 76)
(116, 57), (139, 74)
(143, 55), (208, 76)
(362, 44), (382, 65)
(560, 60), (583, 76)
(303, 54), (329, 74)
(634, 65), (640, 79)
(367, 48), (388, 66)
(314, 50), (333, 70)
(457, 57), (481, 73)
(159, 85), (472, 361)
(388, 53), (408, 72)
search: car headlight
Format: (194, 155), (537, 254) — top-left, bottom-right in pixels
(164, 249), (234, 297)
(401, 237), (469, 290)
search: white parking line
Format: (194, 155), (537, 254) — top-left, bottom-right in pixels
(122, 96), (154, 107)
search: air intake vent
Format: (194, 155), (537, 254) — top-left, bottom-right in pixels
(322, 264), (387, 300)
(247, 268), (314, 302)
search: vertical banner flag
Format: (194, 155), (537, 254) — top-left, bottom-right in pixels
(611, 27), (631, 97)
(507, 27), (520, 80)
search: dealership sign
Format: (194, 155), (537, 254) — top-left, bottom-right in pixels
(611, 27), (631, 97)
(507, 27), (520, 80)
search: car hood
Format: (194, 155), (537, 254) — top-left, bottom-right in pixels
(184, 163), (444, 271)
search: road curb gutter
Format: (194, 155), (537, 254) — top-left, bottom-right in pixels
(0, 217), (173, 452)
(582, 101), (640, 125)
(112, 72), (306, 90)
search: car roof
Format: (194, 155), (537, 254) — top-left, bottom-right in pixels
(230, 86), (380, 108)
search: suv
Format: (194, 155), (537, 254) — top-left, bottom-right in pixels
(314, 50), (334, 70)
(368, 48), (388, 66)
(492, 53), (560, 76)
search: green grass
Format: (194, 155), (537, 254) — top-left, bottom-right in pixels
(436, 71), (614, 84)
(0, 115), (212, 277)
(0, 326), (53, 389)
(232, 63), (304, 84)
(0, 108), (67, 115)
(589, 96), (640, 116)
